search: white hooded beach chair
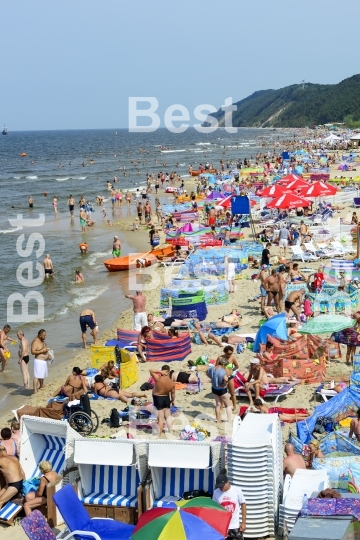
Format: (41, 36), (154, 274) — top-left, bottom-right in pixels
(0, 416), (81, 527)
(144, 440), (223, 509)
(73, 438), (148, 524)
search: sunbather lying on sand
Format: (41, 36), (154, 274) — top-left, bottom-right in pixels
(252, 399), (309, 422)
(92, 375), (147, 403)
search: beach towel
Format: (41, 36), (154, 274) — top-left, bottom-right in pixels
(34, 358), (48, 379)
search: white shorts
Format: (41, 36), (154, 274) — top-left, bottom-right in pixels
(134, 312), (148, 331)
(34, 358), (48, 379)
(279, 239), (288, 248)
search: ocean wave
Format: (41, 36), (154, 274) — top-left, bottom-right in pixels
(56, 176), (87, 182)
(26, 175), (38, 179)
(46, 285), (109, 318)
(87, 251), (111, 266)
(0, 227), (23, 234)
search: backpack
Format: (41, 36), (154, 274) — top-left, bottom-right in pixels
(110, 408), (120, 428)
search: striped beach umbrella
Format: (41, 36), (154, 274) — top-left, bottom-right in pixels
(131, 498), (231, 540)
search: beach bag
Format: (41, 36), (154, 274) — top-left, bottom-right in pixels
(110, 408), (120, 428)
(182, 489), (207, 500)
(80, 393), (91, 417)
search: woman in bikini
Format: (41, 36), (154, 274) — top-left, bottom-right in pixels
(137, 326), (154, 363)
(52, 367), (88, 400)
(252, 399), (309, 422)
(24, 461), (59, 516)
(216, 346), (239, 411)
(99, 360), (119, 383)
(92, 374), (147, 403)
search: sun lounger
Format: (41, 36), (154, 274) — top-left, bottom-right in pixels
(234, 384), (295, 403)
(315, 383), (340, 402)
(53, 484), (135, 539)
(291, 245), (319, 263)
(331, 241), (355, 255)
(159, 257), (186, 267)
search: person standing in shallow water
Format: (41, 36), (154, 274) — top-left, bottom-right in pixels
(17, 330), (30, 389)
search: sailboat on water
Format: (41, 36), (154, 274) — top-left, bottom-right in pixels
(2, 125), (7, 135)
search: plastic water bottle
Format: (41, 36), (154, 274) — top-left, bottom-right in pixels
(301, 494), (308, 517)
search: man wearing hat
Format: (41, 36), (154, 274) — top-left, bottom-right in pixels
(244, 358), (268, 406)
(213, 469), (246, 539)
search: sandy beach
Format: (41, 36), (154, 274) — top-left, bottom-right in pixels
(1, 148), (359, 540)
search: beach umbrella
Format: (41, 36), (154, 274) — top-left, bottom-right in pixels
(216, 195), (232, 208)
(131, 498), (231, 540)
(177, 223), (195, 233)
(205, 191), (225, 200)
(299, 315), (355, 335)
(278, 173), (301, 184)
(300, 181), (337, 198)
(266, 193), (311, 210)
(258, 184), (291, 197)
(281, 177), (309, 191)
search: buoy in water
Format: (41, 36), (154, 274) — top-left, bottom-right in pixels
(44, 192), (48, 197)
(20, 152), (27, 157)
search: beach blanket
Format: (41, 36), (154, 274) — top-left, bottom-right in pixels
(239, 406), (308, 422)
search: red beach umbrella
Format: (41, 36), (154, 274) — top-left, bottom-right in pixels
(278, 173), (301, 184)
(281, 177), (310, 190)
(266, 193), (311, 210)
(258, 184), (291, 197)
(216, 195), (232, 208)
(300, 181), (337, 198)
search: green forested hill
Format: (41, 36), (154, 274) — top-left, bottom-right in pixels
(209, 75), (360, 128)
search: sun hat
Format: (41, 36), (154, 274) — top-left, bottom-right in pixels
(250, 358), (260, 365)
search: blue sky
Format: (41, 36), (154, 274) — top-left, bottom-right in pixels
(0, 0), (357, 130)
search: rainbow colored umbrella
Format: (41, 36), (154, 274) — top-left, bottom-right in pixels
(131, 498), (231, 540)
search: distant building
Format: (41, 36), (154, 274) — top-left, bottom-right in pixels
(350, 134), (360, 148)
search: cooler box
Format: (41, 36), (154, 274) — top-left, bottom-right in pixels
(289, 517), (359, 540)
(90, 345), (116, 369)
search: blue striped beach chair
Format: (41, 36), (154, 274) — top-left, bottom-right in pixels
(74, 439), (148, 523)
(0, 417), (81, 527)
(144, 441), (223, 509)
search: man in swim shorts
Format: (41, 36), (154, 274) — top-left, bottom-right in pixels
(42, 254), (54, 278)
(150, 365), (175, 436)
(125, 291), (147, 331)
(112, 236), (122, 257)
(68, 194), (75, 216)
(263, 269), (281, 313)
(0, 446), (24, 510)
(257, 264), (270, 315)
(79, 309), (98, 348)
(284, 288), (305, 322)
(17, 330), (30, 389)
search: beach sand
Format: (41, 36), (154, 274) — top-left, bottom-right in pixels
(0, 166), (357, 539)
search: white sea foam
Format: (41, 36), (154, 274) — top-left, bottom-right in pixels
(26, 175), (38, 179)
(88, 251), (110, 266)
(56, 177), (70, 182)
(13, 176), (21, 179)
(73, 176), (87, 180)
(0, 227), (23, 234)
(47, 285), (109, 318)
